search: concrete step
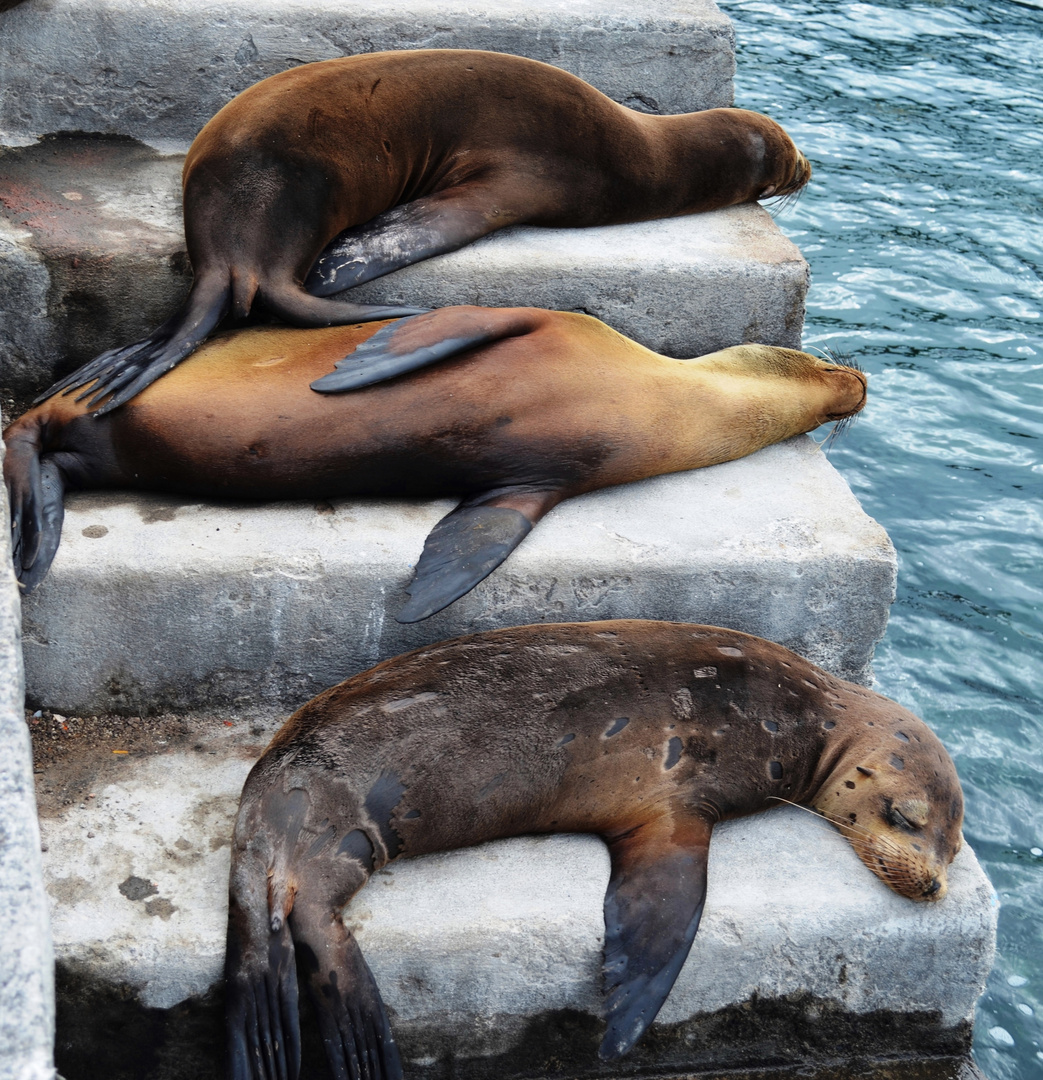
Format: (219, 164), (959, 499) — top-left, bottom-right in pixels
(0, 134), (807, 412)
(32, 708), (997, 1080)
(0, 0), (734, 147)
(22, 436), (896, 717)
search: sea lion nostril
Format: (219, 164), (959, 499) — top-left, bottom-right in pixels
(925, 878), (942, 896)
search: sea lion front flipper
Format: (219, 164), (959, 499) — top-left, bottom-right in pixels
(305, 190), (509, 297)
(289, 898), (403, 1080)
(310, 306), (541, 393)
(396, 490), (561, 623)
(599, 814), (713, 1060)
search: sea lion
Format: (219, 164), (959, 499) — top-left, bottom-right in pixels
(36, 48), (811, 413)
(4, 306), (865, 619)
(224, 618), (965, 1080)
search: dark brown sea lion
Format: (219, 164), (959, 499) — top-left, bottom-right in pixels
(225, 618), (965, 1080)
(4, 307), (865, 619)
(36, 48), (811, 413)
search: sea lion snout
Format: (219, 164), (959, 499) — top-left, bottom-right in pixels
(813, 718), (964, 904)
(820, 363), (868, 420)
(770, 147), (812, 200)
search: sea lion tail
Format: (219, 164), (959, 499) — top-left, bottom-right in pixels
(226, 838), (302, 1080)
(2, 412), (66, 593)
(32, 272), (233, 415)
(258, 275), (429, 331)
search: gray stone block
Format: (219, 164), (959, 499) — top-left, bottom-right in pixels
(37, 712), (996, 1077)
(0, 135), (807, 410)
(0, 427), (56, 1080)
(22, 436), (895, 716)
(0, 0), (734, 146)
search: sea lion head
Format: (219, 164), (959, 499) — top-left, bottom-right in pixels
(697, 344), (867, 448)
(811, 709), (964, 901)
(682, 109), (811, 212)
(759, 142), (812, 201)
(726, 108), (812, 201)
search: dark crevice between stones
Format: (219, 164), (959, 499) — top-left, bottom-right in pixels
(55, 961), (975, 1080)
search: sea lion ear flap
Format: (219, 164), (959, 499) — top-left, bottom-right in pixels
(599, 815), (713, 1060)
(310, 306), (541, 393)
(397, 490), (558, 623)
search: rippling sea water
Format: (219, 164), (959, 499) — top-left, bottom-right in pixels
(718, 1), (1043, 1075)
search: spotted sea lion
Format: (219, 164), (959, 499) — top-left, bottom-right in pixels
(4, 307), (865, 619)
(37, 48), (811, 413)
(224, 618), (965, 1080)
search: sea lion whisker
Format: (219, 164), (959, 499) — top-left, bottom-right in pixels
(824, 349), (857, 372)
(820, 414), (858, 456)
(765, 796), (869, 842)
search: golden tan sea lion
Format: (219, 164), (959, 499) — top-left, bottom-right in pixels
(5, 307), (864, 619)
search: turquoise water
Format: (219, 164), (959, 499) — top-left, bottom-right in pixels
(721, 1), (1043, 1076)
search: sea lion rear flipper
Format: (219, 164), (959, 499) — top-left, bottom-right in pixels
(16, 458), (66, 594)
(35, 274), (231, 415)
(306, 191), (508, 298)
(310, 306), (541, 393)
(226, 916), (301, 1080)
(290, 898), (403, 1080)
(396, 491), (560, 623)
(599, 815), (713, 1060)
(4, 411), (67, 593)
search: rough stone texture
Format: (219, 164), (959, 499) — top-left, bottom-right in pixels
(0, 0), (735, 147)
(36, 713), (996, 1079)
(0, 425), (56, 1080)
(22, 436), (895, 716)
(0, 135), (807, 411)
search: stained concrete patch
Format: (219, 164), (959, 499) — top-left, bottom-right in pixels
(118, 876), (158, 902)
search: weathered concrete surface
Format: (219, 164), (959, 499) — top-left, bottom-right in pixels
(34, 714), (996, 1079)
(0, 135), (807, 412)
(0, 137), (190, 414)
(0, 427), (56, 1080)
(21, 436), (895, 716)
(0, 0), (734, 146)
